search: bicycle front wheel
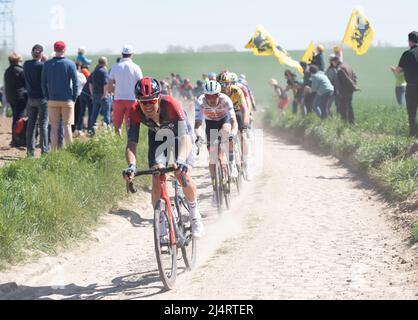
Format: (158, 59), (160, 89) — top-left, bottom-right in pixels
(154, 199), (177, 290)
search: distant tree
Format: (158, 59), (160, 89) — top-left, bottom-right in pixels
(197, 44), (236, 52)
(166, 45), (195, 53)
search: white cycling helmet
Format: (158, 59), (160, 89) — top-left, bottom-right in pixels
(203, 80), (221, 95)
(230, 72), (238, 84)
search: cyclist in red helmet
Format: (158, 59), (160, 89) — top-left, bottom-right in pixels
(124, 77), (204, 239)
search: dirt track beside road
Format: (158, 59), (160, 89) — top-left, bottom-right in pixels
(0, 133), (417, 300)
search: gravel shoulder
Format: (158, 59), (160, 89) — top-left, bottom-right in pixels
(0, 132), (417, 300)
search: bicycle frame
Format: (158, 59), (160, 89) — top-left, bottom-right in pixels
(158, 174), (176, 247)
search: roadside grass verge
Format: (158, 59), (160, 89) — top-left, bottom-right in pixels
(263, 103), (418, 243)
(0, 129), (149, 268)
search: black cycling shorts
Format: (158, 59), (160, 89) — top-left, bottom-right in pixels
(205, 114), (231, 147)
(235, 110), (244, 132)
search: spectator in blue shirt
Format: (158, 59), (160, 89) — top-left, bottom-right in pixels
(42, 41), (78, 150)
(310, 64), (334, 119)
(24, 44), (49, 156)
(76, 46), (92, 66)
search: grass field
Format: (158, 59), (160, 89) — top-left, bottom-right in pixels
(1, 47), (406, 107)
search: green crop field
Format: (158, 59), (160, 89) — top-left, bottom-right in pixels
(1, 47), (406, 108)
(89, 47), (406, 107)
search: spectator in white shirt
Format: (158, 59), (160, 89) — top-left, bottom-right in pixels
(108, 45), (143, 136)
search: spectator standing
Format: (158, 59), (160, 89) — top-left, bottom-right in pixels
(42, 41), (78, 150)
(331, 56), (358, 124)
(284, 70), (298, 113)
(300, 61), (316, 115)
(312, 45), (325, 71)
(77, 74), (93, 134)
(396, 31), (418, 137)
(76, 46), (92, 66)
(108, 45), (143, 136)
(325, 54), (340, 115)
(80, 64), (91, 79)
(390, 66), (406, 106)
(73, 62), (87, 136)
(390, 66), (406, 107)
(23, 44), (49, 156)
(89, 57), (111, 134)
(4, 52), (27, 147)
(333, 46), (344, 62)
(310, 65), (334, 119)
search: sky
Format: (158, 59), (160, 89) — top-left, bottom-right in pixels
(9, 0), (418, 55)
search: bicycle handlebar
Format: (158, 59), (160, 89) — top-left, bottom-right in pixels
(133, 166), (177, 177)
(123, 165), (187, 194)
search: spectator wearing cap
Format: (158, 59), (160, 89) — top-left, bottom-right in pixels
(395, 31), (418, 137)
(4, 52), (27, 147)
(331, 55), (359, 124)
(41, 41), (79, 150)
(107, 45), (143, 136)
(23, 44), (49, 156)
(89, 57), (111, 134)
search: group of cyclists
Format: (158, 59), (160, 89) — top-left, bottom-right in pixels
(123, 70), (257, 244)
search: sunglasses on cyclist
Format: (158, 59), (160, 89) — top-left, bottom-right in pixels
(139, 97), (160, 105)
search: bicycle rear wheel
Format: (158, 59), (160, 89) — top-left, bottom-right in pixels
(177, 197), (197, 270)
(234, 138), (243, 194)
(214, 162), (223, 214)
(222, 158), (231, 210)
(154, 199), (177, 289)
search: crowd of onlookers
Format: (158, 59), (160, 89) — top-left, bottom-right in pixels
(0, 42), (143, 155)
(1, 30), (417, 158)
(270, 45), (359, 124)
(269, 31), (418, 136)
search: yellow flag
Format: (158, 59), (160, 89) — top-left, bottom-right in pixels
(342, 8), (375, 55)
(245, 25), (303, 74)
(301, 41), (316, 64)
(244, 25), (276, 56)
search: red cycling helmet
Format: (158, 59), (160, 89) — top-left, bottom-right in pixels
(134, 77), (161, 100)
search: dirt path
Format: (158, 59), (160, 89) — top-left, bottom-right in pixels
(0, 117), (29, 167)
(0, 133), (417, 300)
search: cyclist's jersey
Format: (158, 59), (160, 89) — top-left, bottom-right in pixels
(225, 85), (246, 112)
(128, 95), (192, 143)
(195, 93), (235, 122)
(235, 82), (250, 100)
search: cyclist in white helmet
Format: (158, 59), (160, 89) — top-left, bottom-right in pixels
(195, 80), (238, 207)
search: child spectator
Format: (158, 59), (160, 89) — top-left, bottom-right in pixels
(269, 78), (289, 117)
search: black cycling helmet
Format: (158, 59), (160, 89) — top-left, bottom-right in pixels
(134, 77), (161, 100)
